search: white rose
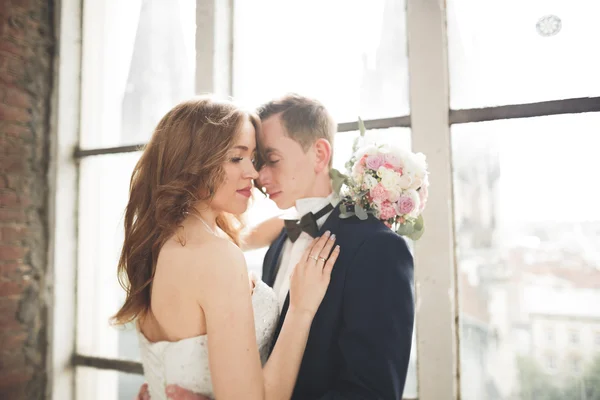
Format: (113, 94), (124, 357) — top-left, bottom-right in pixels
(387, 188), (401, 202)
(398, 174), (413, 190)
(363, 174), (378, 190)
(409, 176), (423, 190)
(380, 169), (401, 191)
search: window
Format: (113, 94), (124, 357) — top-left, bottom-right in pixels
(546, 327), (554, 343)
(448, 1), (600, 399)
(570, 357), (581, 374)
(447, 0), (600, 108)
(54, 0), (600, 399)
(546, 354), (557, 371)
(569, 329), (580, 345)
(232, 0), (410, 121)
(453, 113), (600, 399)
(73, 0), (196, 398)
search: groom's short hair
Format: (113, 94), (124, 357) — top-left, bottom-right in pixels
(257, 93), (337, 156)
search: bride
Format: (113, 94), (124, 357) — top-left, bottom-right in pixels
(112, 97), (339, 400)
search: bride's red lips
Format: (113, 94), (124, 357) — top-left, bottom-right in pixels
(237, 187), (252, 198)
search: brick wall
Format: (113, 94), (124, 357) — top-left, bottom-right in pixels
(0, 0), (55, 399)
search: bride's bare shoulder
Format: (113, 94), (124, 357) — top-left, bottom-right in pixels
(160, 235), (247, 279)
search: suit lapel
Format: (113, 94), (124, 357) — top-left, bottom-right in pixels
(263, 230), (287, 287)
(317, 205), (341, 238)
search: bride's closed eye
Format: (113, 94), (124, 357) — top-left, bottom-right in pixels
(230, 154), (257, 164)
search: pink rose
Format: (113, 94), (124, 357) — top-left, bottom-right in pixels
(366, 155), (385, 171)
(370, 183), (388, 203)
(383, 162), (395, 170)
(383, 154), (405, 174)
(379, 201), (397, 220)
(352, 161), (365, 176)
(396, 195), (415, 215)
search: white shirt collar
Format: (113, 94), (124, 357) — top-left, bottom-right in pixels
(295, 192), (337, 217)
(280, 192), (339, 221)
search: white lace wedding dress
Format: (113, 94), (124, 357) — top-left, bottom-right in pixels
(137, 276), (280, 400)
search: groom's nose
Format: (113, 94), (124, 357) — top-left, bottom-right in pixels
(258, 166), (271, 185)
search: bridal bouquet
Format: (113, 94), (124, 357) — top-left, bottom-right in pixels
(331, 119), (429, 240)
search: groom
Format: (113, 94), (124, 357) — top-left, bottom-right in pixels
(142, 94), (415, 399)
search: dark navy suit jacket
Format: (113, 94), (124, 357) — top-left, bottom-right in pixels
(262, 206), (414, 400)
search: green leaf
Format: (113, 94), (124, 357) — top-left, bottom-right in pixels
(407, 225), (424, 240)
(351, 136), (360, 154)
(395, 223), (415, 237)
(329, 168), (349, 195)
(358, 116), (366, 137)
(414, 215), (424, 232)
(406, 215), (425, 240)
(355, 203), (368, 220)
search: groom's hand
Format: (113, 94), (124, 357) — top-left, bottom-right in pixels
(165, 385), (211, 400)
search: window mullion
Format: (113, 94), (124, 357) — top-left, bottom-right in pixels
(407, 0), (459, 399)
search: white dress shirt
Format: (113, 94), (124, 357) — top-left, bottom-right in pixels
(272, 193), (338, 310)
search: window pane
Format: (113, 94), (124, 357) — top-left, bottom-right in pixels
(447, 0), (600, 109)
(80, 0), (195, 148)
(77, 152), (142, 359)
(233, 0), (409, 122)
(76, 367), (144, 400)
(452, 113), (600, 400)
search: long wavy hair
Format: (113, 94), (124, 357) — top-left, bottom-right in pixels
(112, 97), (260, 325)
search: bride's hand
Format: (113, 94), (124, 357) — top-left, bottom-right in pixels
(289, 231), (340, 318)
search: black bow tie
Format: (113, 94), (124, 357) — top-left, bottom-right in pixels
(284, 203), (334, 243)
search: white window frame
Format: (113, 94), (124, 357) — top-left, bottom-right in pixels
(48, 0), (600, 399)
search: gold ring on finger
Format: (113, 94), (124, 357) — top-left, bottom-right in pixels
(309, 255), (319, 261)
(318, 257), (327, 263)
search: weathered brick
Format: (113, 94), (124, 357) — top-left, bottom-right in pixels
(0, 262), (21, 276)
(0, 297), (19, 317)
(0, 40), (22, 57)
(0, 1), (54, 398)
(0, 123), (31, 139)
(0, 209), (25, 222)
(1, 226), (28, 242)
(1, 156), (25, 173)
(0, 353), (28, 374)
(0, 245), (26, 262)
(0, 102), (29, 122)
(0, 332), (27, 351)
(3, 86), (30, 109)
(0, 281), (23, 297)
(0, 191), (19, 207)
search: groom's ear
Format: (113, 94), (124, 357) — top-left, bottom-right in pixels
(313, 138), (332, 173)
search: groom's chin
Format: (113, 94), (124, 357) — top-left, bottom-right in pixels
(269, 193), (291, 209)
